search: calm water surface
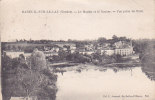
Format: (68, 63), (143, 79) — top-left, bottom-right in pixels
(56, 65), (155, 100)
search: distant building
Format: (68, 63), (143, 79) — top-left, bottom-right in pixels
(70, 49), (76, 53)
(52, 42), (76, 48)
(70, 45), (76, 50)
(70, 45), (76, 53)
(100, 43), (111, 48)
(114, 48), (134, 56)
(62, 47), (68, 51)
(4, 51), (24, 58)
(101, 48), (115, 56)
(24, 53), (32, 58)
(43, 51), (58, 57)
(79, 50), (95, 55)
(10, 96), (37, 100)
(114, 41), (134, 56)
(51, 47), (60, 52)
(98, 41), (134, 56)
(51, 42), (76, 53)
(44, 46), (60, 52)
(84, 44), (94, 51)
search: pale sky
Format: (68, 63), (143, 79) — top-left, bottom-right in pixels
(0, 0), (155, 42)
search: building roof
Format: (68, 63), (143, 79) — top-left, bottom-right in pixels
(114, 41), (132, 49)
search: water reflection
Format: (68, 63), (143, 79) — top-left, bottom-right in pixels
(56, 65), (155, 100)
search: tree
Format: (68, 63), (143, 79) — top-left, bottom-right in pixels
(17, 46), (22, 51)
(7, 45), (11, 50)
(112, 35), (118, 40)
(16, 39), (18, 42)
(12, 45), (17, 51)
(91, 53), (102, 62)
(15, 68), (48, 99)
(97, 37), (107, 44)
(119, 36), (127, 41)
(58, 50), (69, 60)
(31, 49), (47, 71)
(24, 46), (34, 53)
(112, 54), (122, 62)
(2, 51), (57, 100)
(112, 35), (119, 42)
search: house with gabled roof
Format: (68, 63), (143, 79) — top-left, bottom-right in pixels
(114, 41), (134, 56)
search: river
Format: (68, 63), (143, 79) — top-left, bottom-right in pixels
(54, 64), (155, 100)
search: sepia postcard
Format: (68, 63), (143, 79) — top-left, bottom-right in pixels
(0, 0), (155, 100)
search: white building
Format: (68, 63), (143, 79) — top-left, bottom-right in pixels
(98, 41), (134, 56)
(44, 46), (60, 52)
(114, 41), (134, 56)
(70, 46), (76, 50)
(24, 53), (32, 58)
(51, 47), (60, 52)
(4, 51), (24, 58)
(114, 47), (134, 56)
(79, 51), (95, 55)
(84, 44), (94, 51)
(44, 51), (58, 57)
(10, 96), (37, 100)
(101, 49), (115, 56)
(70, 49), (76, 53)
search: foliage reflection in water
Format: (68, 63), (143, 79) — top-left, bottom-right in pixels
(55, 65), (155, 100)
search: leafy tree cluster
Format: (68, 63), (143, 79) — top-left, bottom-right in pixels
(16, 39), (66, 44)
(90, 53), (121, 65)
(2, 44), (45, 53)
(2, 50), (57, 100)
(47, 49), (122, 65)
(70, 35), (130, 48)
(138, 40), (155, 67)
(66, 52), (91, 63)
(48, 50), (91, 63)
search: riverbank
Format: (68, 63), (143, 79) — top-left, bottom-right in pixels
(50, 62), (142, 76)
(49, 62), (141, 75)
(48, 54), (141, 68)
